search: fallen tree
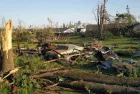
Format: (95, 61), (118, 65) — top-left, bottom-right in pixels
(58, 81), (140, 94)
(32, 69), (140, 87)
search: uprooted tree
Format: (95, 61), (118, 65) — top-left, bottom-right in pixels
(0, 20), (14, 73)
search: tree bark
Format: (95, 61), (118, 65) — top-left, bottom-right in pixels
(32, 70), (140, 87)
(58, 81), (140, 94)
(0, 20), (14, 73)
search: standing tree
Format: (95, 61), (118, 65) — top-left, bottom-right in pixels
(94, 0), (108, 37)
(0, 20), (14, 73)
(63, 23), (66, 28)
(47, 18), (55, 42)
(1, 17), (6, 29)
(115, 5), (137, 25)
(17, 20), (24, 33)
(115, 13), (137, 24)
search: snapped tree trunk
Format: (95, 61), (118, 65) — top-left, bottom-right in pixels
(0, 20), (14, 73)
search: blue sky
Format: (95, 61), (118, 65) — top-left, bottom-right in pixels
(0, 0), (140, 27)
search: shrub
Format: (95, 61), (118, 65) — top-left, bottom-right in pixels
(14, 54), (46, 72)
(13, 30), (35, 43)
(13, 55), (45, 94)
(100, 31), (114, 40)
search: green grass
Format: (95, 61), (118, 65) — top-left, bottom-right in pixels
(13, 42), (37, 49)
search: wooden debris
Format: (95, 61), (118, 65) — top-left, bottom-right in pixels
(2, 67), (21, 80)
(47, 83), (59, 88)
(1, 20), (14, 73)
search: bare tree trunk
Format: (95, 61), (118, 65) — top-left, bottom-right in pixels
(99, 0), (107, 37)
(97, 5), (101, 37)
(0, 20), (14, 73)
(100, 5), (103, 37)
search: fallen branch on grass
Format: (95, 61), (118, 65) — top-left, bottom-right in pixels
(0, 67), (21, 83)
(2, 67), (21, 80)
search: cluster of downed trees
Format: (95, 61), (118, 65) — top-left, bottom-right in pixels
(31, 68), (140, 93)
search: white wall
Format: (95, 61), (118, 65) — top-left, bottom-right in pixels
(133, 24), (140, 31)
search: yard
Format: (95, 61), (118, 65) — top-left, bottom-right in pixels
(1, 35), (139, 94)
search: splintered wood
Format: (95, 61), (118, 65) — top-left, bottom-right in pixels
(1, 20), (14, 73)
(1, 20), (13, 58)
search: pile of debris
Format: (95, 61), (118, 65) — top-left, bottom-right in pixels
(17, 41), (139, 74)
(84, 40), (140, 76)
(16, 42), (85, 62)
(16, 41), (140, 76)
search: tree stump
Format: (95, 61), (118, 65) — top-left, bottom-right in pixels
(0, 20), (14, 73)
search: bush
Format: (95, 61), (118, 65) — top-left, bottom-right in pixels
(14, 54), (46, 72)
(100, 31), (114, 40)
(13, 55), (45, 94)
(13, 31), (34, 43)
(14, 73), (40, 94)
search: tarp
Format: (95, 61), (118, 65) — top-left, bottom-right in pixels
(133, 24), (140, 31)
(132, 51), (140, 58)
(63, 29), (74, 33)
(80, 28), (86, 33)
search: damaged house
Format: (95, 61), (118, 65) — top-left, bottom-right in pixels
(86, 23), (139, 37)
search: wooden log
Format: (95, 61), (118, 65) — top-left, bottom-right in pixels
(32, 70), (140, 87)
(58, 81), (140, 94)
(36, 85), (85, 94)
(58, 70), (140, 87)
(0, 20), (14, 73)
